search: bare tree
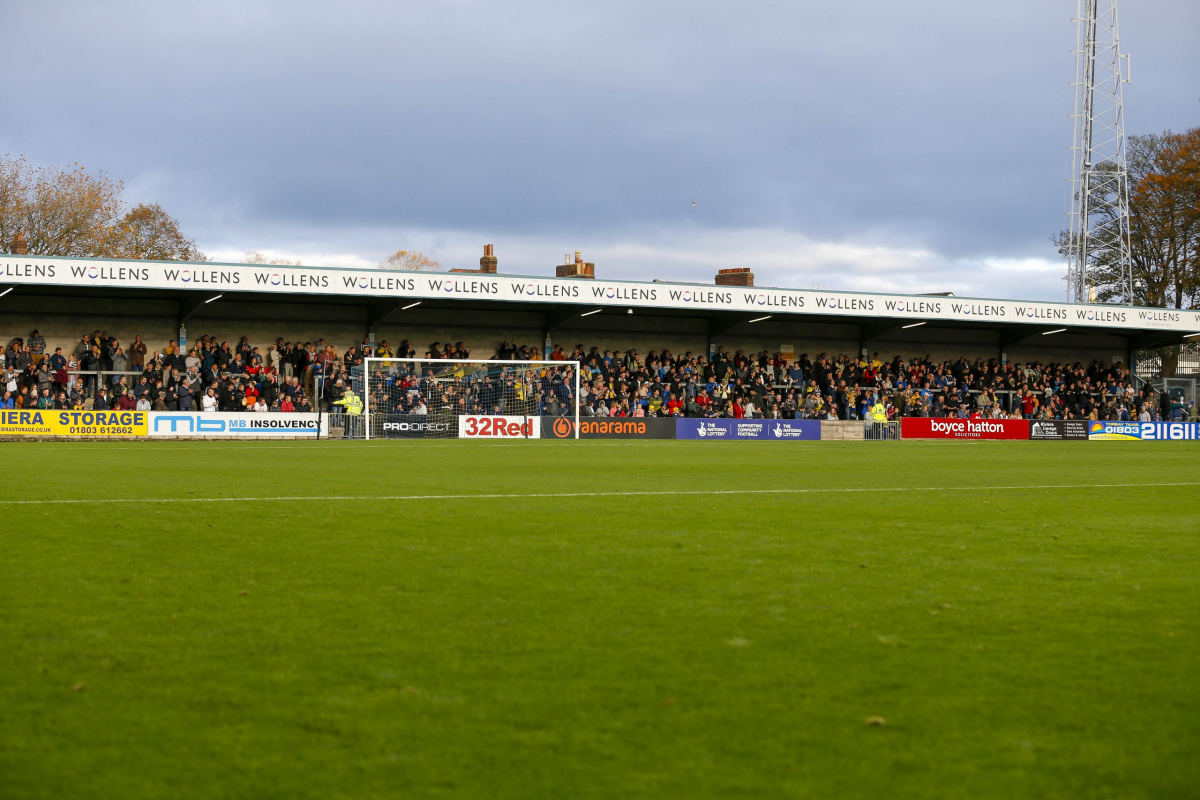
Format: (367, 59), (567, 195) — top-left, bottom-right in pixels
(243, 250), (303, 266)
(379, 249), (442, 271)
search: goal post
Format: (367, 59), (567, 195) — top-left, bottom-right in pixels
(361, 358), (580, 440)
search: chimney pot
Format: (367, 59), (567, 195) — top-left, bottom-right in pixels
(11, 232), (28, 255)
(715, 267), (754, 287)
(555, 252), (596, 279)
(479, 244), (498, 273)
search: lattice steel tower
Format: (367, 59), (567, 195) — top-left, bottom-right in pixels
(1065, 0), (1133, 304)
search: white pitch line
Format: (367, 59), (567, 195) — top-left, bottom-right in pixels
(2, 481), (1198, 506)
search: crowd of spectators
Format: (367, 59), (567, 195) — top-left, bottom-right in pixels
(4, 331), (1197, 423)
(553, 344), (1179, 422)
(368, 340), (1194, 423)
(2, 330), (328, 413)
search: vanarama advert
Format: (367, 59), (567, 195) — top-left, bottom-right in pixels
(0, 410), (148, 436)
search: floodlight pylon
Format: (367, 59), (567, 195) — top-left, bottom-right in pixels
(1065, 0), (1134, 304)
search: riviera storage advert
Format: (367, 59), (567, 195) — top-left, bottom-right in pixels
(0, 411), (326, 438)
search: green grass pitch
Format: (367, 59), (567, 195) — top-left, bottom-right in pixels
(1, 440), (1198, 799)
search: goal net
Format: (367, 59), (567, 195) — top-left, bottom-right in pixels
(360, 358), (580, 440)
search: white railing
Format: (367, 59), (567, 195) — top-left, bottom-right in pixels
(1136, 349), (1200, 378)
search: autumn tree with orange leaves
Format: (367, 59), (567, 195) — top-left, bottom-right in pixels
(1058, 128), (1200, 309)
(1055, 128), (1199, 374)
(1127, 129), (1200, 311)
(111, 203), (206, 261)
(1122, 129), (1199, 376)
(0, 154), (205, 261)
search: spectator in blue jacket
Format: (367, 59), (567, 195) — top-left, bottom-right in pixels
(178, 379), (194, 411)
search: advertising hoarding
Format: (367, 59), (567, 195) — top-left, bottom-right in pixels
(675, 419), (822, 440)
(377, 415), (455, 438)
(0, 410), (147, 437)
(1087, 421), (1142, 440)
(1140, 422), (1200, 439)
(1089, 421), (1200, 440)
(901, 418), (1030, 440)
(544, 417), (676, 439)
(458, 415), (541, 439)
(148, 412), (326, 437)
(1029, 420), (1090, 441)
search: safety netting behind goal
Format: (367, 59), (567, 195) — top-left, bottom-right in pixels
(351, 359), (580, 439)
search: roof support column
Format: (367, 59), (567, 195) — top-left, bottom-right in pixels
(177, 294), (216, 353)
(541, 306), (586, 359)
(997, 328), (1035, 364)
(858, 322), (905, 360)
(367, 300), (412, 340)
(705, 312), (758, 354)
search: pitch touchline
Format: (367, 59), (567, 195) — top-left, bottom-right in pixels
(2, 481), (1197, 506)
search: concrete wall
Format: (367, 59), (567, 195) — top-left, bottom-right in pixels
(820, 421), (865, 440)
(2, 295), (179, 357)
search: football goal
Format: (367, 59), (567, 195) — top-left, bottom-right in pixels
(361, 358), (581, 440)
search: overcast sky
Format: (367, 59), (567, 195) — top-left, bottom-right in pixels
(2, 1), (1196, 299)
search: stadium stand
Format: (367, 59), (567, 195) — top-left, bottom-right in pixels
(1, 330), (1173, 422)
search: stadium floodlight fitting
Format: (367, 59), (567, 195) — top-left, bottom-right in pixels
(580, 308), (603, 317)
(1185, 332), (1200, 339)
(0, 287), (12, 298)
(901, 321), (926, 329)
(748, 315), (772, 323)
(401, 301), (422, 310)
(205, 294), (223, 303)
(1042, 328), (1068, 335)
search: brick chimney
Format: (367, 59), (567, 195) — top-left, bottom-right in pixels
(556, 250), (596, 279)
(715, 268), (753, 287)
(451, 244), (500, 274)
(10, 232), (27, 255)
(479, 243), (498, 273)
